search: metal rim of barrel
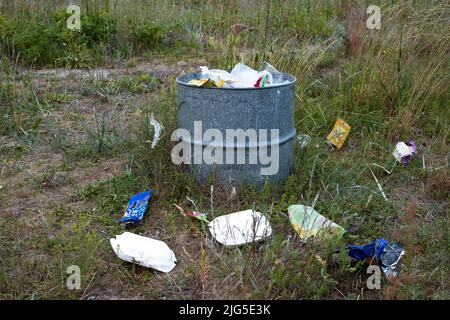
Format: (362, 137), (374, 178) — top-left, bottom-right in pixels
(175, 73), (297, 91)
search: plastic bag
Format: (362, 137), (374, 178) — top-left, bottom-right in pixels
(119, 191), (153, 224)
(229, 63), (273, 88)
(196, 63), (275, 88)
(326, 118), (351, 150)
(110, 232), (177, 273)
(392, 141), (416, 165)
(259, 61), (283, 84)
(199, 66), (236, 84)
(288, 205), (345, 240)
(347, 238), (405, 277)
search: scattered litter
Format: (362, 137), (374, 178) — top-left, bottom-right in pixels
(347, 238), (405, 277)
(149, 113), (163, 149)
(326, 118), (351, 150)
(288, 205), (345, 240)
(393, 140), (416, 165)
(110, 232), (177, 273)
(348, 238), (387, 261)
(208, 209), (272, 246)
(369, 167), (388, 201)
(297, 134), (311, 149)
(189, 62), (288, 89)
(380, 242), (405, 277)
(119, 191), (153, 224)
(371, 140), (417, 175)
(187, 211), (209, 223)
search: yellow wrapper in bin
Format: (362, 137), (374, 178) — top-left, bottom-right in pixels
(326, 118), (351, 150)
(188, 78), (225, 88)
(188, 78), (209, 86)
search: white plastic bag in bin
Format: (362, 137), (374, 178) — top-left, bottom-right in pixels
(110, 232), (177, 273)
(208, 209), (272, 246)
(230, 63), (273, 88)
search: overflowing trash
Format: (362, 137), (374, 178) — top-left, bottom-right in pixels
(208, 209), (272, 246)
(347, 238), (405, 277)
(110, 232), (177, 273)
(119, 191), (153, 225)
(326, 118), (351, 150)
(288, 205), (345, 240)
(188, 62), (288, 89)
(393, 141), (416, 165)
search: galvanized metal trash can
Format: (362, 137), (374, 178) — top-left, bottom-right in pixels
(175, 73), (296, 188)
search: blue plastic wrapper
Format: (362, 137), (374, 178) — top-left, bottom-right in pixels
(347, 238), (405, 276)
(347, 238), (388, 261)
(120, 191), (153, 224)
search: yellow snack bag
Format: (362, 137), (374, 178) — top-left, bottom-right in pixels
(188, 78), (225, 88)
(188, 78), (209, 86)
(214, 79), (225, 88)
(326, 118), (351, 150)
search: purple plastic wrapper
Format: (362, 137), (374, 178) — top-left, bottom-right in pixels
(402, 140), (417, 165)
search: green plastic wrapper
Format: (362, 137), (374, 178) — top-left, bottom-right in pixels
(288, 205), (345, 240)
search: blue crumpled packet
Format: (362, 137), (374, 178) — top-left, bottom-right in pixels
(120, 191), (153, 224)
(347, 238), (388, 261)
(347, 238), (405, 276)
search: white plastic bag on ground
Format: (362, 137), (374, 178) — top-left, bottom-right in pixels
(110, 232), (177, 272)
(208, 209), (272, 246)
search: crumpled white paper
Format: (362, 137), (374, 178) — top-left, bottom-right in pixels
(392, 142), (414, 163)
(110, 232), (177, 272)
(208, 209), (272, 246)
(149, 113), (163, 149)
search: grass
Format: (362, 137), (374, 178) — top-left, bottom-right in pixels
(0, 0), (448, 300)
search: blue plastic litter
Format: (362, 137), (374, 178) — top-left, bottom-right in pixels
(347, 238), (388, 261)
(120, 191), (153, 224)
(347, 238), (405, 276)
